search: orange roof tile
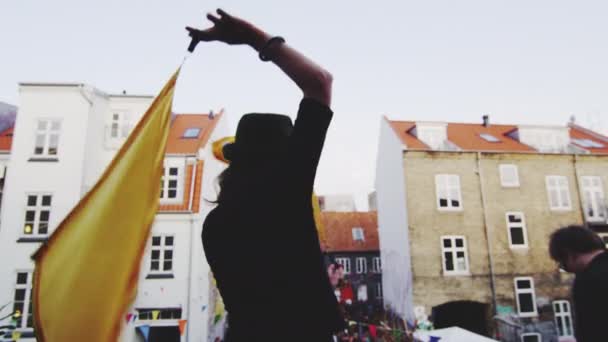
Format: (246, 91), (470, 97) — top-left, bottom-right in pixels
(569, 124), (608, 155)
(447, 123), (533, 152)
(321, 212), (379, 252)
(165, 111), (223, 154)
(0, 127), (14, 152)
(386, 119), (428, 149)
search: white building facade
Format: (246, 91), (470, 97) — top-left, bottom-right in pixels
(0, 82), (228, 342)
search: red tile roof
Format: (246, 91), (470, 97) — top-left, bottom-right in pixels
(165, 111), (223, 155)
(387, 118), (608, 154)
(0, 127), (13, 152)
(321, 212), (379, 252)
(569, 124), (608, 155)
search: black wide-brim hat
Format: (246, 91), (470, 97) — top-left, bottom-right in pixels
(223, 113), (294, 162)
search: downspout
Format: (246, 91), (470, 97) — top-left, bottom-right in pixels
(185, 159), (198, 341)
(572, 154), (588, 228)
(476, 152), (498, 315)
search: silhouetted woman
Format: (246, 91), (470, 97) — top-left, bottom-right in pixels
(187, 9), (344, 341)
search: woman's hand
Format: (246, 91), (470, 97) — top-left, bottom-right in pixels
(186, 9), (267, 48)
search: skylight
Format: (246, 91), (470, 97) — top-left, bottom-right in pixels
(352, 227), (365, 241)
(182, 128), (201, 138)
(480, 133), (501, 143)
(572, 138), (605, 148)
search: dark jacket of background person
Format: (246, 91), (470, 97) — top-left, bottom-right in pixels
(203, 99), (345, 341)
(572, 251), (608, 342)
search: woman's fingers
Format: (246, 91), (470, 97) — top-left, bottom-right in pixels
(207, 13), (221, 24)
(185, 27), (217, 42)
(216, 8), (230, 18)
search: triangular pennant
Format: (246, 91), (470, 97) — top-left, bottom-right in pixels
(12, 331), (22, 340)
(138, 325), (151, 342)
(125, 313), (133, 324)
(152, 310), (160, 320)
(178, 319), (187, 336)
(132, 314), (138, 323)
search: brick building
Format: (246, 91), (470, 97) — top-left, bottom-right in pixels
(376, 116), (608, 341)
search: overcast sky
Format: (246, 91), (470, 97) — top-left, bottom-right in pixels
(2, 0), (608, 209)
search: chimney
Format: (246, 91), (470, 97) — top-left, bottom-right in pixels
(122, 90), (127, 95)
(482, 115), (490, 127)
(209, 110), (215, 119)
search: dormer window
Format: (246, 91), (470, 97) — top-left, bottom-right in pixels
(352, 227), (365, 241)
(182, 128), (201, 139)
(411, 123), (451, 150)
(514, 127), (570, 152)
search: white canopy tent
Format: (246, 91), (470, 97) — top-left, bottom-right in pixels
(414, 327), (499, 342)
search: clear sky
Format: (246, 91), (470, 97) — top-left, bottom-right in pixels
(2, 0), (608, 209)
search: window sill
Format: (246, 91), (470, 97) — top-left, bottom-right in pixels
(501, 184), (520, 188)
(3, 329), (35, 339)
(509, 245), (529, 250)
(437, 208), (464, 212)
(17, 236), (48, 243)
(28, 157), (59, 162)
(443, 272), (471, 277)
(518, 312), (538, 318)
(146, 273), (174, 280)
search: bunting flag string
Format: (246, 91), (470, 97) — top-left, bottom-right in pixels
(347, 320), (408, 335)
(137, 325), (150, 342)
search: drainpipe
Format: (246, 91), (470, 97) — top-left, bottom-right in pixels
(476, 152), (498, 315)
(572, 154), (588, 228)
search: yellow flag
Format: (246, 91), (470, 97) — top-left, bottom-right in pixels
(152, 310), (160, 320)
(12, 331), (21, 340)
(32, 69), (180, 342)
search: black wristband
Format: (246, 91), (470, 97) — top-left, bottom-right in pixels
(259, 36), (286, 62)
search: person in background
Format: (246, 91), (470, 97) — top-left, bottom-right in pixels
(549, 225), (608, 342)
(188, 8), (344, 341)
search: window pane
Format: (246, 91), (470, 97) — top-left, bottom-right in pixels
(444, 252), (454, 271)
(168, 180), (177, 188)
(38, 121), (48, 130)
(23, 224), (33, 234)
(168, 190), (177, 198)
(151, 250), (160, 260)
(17, 273), (28, 284)
(511, 228), (525, 245)
(27, 195), (37, 206)
(163, 261), (172, 271)
(51, 120), (61, 130)
(455, 239), (464, 248)
(169, 168), (178, 176)
(443, 239), (452, 248)
(25, 210), (35, 222)
(509, 214), (521, 223)
(522, 335), (539, 342)
(14, 289), (26, 301)
(151, 261), (159, 271)
(38, 222), (48, 235)
(439, 198), (448, 207)
(40, 210), (50, 222)
(519, 293), (534, 313)
(517, 279), (531, 289)
(152, 236), (161, 246)
(42, 195), (52, 206)
(164, 250), (173, 260)
(165, 236), (174, 246)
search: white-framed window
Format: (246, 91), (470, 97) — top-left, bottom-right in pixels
(160, 160), (184, 202)
(335, 257), (351, 274)
(372, 257), (381, 273)
(435, 174), (463, 210)
(499, 164), (520, 187)
(108, 111), (132, 139)
(520, 333), (541, 342)
(514, 277), (538, 317)
(23, 193), (52, 237)
(598, 233), (608, 248)
(12, 271), (34, 329)
(546, 176), (571, 211)
(149, 235), (174, 274)
(34, 118), (61, 157)
(581, 176), (606, 222)
(506, 212), (528, 248)
(352, 227), (365, 241)
(376, 282), (383, 299)
(357, 284), (368, 301)
(441, 236), (469, 275)
(356, 257), (367, 274)
(553, 300), (574, 338)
